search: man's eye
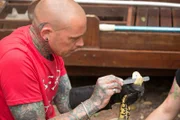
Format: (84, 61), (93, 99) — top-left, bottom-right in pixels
(71, 37), (78, 42)
(73, 38), (77, 41)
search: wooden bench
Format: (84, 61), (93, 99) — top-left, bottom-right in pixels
(65, 1), (180, 76)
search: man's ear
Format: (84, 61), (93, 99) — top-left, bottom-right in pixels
(40, 25), (53, 41)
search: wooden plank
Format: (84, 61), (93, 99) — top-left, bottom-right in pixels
(100, 21), (127, 25)
(172, 8), (180, 27)
(64, 48), (180, 69)
(135, 7), (148, 26)
(0, 19), (30, 23)
(83, 15), (100, 48)
(160, 8), (172, 27)
(100, 32), (180, 51)
(7, 2), (30, 6)
(127, 6), (135, 26)
(0, 19), (30, 29)
(2, 23), (29, 29)
(81, 4), (128, 25)
(0, 29), (14, 39)
(148, 7), (159, 26)
(66, 66), (176, 76)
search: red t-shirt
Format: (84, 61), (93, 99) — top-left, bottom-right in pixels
(0, 25), (66, 119)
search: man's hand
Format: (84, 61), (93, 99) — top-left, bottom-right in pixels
(109, 76), (145, 107)
(118, 71), (145, 106)
(89, 75), (124, 110)
(69, 77), (144, 110)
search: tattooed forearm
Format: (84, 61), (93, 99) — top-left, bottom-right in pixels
(9, 101), (45, 120)
(49, 99), (99, 120)
(54, 74), (72, 113)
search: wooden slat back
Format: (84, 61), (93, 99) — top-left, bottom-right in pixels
(160, 8), (172, 27)
(148, 7), (159, 26)
(135, 7), (176, 27)
(135, 7), (148, 26)
(0, 3), (28, 18)
(0, 4), (30, 29)
(0, 2), (30, 33)
(81, 4), (128, 25)
(172, 8), (180, 27)
(127, 6), (135, 26)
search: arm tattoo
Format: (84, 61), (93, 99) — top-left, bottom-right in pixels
(10, 101), (45, 120)
(54, 74), (72, 113)
(51, 74), (99, 119)
(49, 99), (99, 120)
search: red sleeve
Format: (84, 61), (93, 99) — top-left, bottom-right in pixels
(0, 50), (42, 106)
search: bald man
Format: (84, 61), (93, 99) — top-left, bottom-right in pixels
(0, 0), (124, 120)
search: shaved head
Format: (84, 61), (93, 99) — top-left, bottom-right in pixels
(29, 0), (87, 57)
(32, 0), (86, 30)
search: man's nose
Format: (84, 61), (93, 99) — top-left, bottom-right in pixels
(76, 37), (84, 47)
